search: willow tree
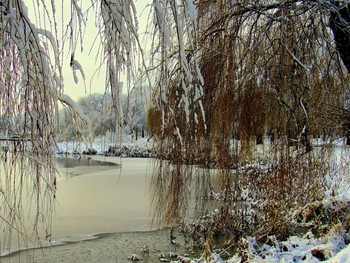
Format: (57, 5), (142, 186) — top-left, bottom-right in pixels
(194, 0), (349, 240)
(147, 0), (207, 224)
(0, 0), (61, 253)
(149, 0), (350, 240)
(0, 0), (207, 251)
(197, 0), (349, 155)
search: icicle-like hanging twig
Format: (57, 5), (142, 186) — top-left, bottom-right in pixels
(149, 0), (207, 225)
(96, 0), (139, 145)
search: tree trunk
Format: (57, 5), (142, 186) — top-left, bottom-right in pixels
(256, 133), (264, 145)
(329, 2), (350, 72)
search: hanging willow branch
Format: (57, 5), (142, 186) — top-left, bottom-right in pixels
(0, 0), (61, 250)
(96, 0), (139, 145)
(149, 0), (207, 225)
(1, 0), (143, 250)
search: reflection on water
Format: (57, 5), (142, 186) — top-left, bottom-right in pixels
(55, 156), (120, 177)
(56, 156), (119, 168)
(1, 156), (227, 258)
(1, 156), (236, 259)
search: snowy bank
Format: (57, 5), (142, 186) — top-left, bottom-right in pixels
(56, 136), (153, 157)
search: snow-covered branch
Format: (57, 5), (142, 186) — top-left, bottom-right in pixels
(150, 0), (205, 139)
(58, 93), (93, 147)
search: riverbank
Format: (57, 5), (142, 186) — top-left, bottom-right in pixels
(57, 136), (153, 157)
(2, 228), (190, 263)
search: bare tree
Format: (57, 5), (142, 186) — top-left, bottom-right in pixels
(78, 93), (116, 138)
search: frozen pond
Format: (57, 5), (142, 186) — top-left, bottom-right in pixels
(0, 156), (156, 256)
(53, 156), (154, 240)
(1, 156), (195, 262)
(1, 156), (219, 260)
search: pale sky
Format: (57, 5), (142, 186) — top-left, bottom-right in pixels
(26, 0), (151, 100)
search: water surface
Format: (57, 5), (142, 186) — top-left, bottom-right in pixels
(0, 156), (154, 255)
(53, 157), (154, 240)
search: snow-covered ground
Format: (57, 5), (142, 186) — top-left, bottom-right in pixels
(225, 144), (350, 263)
(225, 222), (350, 263)
(56, 137), (350, 262)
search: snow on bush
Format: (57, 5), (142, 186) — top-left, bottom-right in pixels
(57, 136), (153, 157)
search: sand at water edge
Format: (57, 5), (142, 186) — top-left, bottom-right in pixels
(3, 228), (190, 263)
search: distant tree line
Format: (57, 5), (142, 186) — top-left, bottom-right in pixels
(58, 90), (148, 142)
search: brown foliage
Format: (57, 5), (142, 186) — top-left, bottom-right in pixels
(149, 0), (349, 247)
(247, 150), (326, 241)
(146, 107), (162, 137)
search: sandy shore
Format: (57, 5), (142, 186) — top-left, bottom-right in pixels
(2, 228), (191, 263)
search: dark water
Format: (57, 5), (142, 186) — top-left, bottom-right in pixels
(56, 156), (119, 168)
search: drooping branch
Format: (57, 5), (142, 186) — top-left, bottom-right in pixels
(58, 93), (93, 147)
(0, 0), (61, 248)
(98, 0), (138, 144)
(200, 0), (350, 73)
(149, 0), (207, 225)
(150, 0), (205, 138)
